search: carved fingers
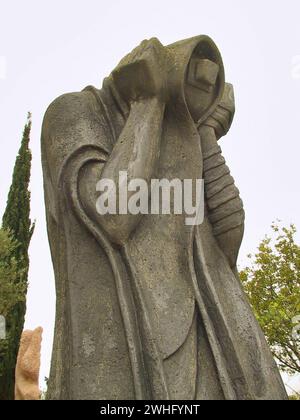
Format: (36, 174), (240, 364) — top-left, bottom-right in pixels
(203, 83), (235, 140)
(112, 38), (169, 104)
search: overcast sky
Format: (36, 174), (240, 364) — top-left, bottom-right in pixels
(0, 0), (299, 394)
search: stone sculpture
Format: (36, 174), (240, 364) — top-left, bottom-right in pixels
(15, 327), (42, 400)
(41, 36), (288, 400)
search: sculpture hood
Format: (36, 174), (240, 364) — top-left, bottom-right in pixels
(166, 35), (225, 126)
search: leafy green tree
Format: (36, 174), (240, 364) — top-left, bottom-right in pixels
(240, 223), (300, 375)
(2, 112), (34, 264)
(0, 229), (26, 376)
(0, 229), (25, 315)
(0, 113), (34, 400)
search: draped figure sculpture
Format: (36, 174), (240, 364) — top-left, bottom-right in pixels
(41, 36), (288, 400)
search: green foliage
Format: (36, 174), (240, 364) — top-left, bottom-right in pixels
(0, 229), (25, 316)
(289, 393), (300, 400)
(0, 113), (34, 400)
(0, 229), (25, 374)
(240, 223), (300, 375)
(2, 112), (35, 264)
(40, 377), (49, 400)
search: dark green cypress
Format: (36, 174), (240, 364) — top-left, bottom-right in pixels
(0, 113), (35, 400)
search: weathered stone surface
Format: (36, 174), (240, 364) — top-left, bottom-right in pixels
(41, 36), (288, 400)
(15, 327), (42, 400)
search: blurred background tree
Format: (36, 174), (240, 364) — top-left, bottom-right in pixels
(0, 230), (25, 316)
(0, 113), (34, 400)
(289, 393), (300, 400)
(0, 229), (26, 376)
(240, 223), (300, 375)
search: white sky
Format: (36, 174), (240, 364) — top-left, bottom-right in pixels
(0, 0), (299, 395)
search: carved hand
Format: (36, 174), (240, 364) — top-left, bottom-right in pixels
(112, 38), (168, 104)
(202, 83), (235, 140)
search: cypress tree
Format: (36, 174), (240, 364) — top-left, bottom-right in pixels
(0, 113), (35, 400)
